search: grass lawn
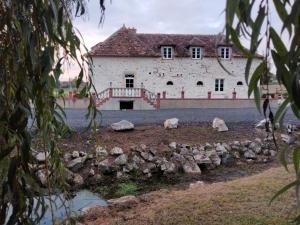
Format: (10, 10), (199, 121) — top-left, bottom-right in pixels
(83, 166), (299, 225)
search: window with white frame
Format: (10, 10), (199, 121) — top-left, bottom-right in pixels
(220, 47), (231, 59)
(125, 74), (134, 88)
(162, 46), (172, 59)
(191, 47), (202, 59)
(215, 79), (224, 92)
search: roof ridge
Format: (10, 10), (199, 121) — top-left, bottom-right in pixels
(137, 32), (221, 37)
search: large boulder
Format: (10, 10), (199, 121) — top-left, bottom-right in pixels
(182, 161), (201, 174)
(111, 120), (134, 131)
(164, 118), (179, 129)
(212, 118), (228, 132)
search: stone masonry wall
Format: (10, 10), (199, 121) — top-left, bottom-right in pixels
(92, 56), (261, 99)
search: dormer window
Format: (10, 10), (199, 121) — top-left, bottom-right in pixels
(219, 47), (231, 59)
(162, 46), (173, 59)
(191, 47), (202, 59)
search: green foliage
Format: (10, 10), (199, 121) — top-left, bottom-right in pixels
(116, 182), (139, 196)
(226, 0), (300, 223)
(0, 0), (105, 224)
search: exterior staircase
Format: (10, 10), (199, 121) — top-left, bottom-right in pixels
(94, 88), (160, 109)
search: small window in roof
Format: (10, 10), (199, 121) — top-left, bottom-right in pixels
(237, 81), (243, 86)
(191, 47), (202, 59)
(162, 47), (173, 59)
(166, 81), (174, 85)
(197, 81), (204, 86)
(219, 47), (231, 59)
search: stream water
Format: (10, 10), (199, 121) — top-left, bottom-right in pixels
(39, 190), (107, 225)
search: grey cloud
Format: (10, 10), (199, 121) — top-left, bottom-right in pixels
(74, 0), (226, 48)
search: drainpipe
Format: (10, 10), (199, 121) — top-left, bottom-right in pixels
(232, 88), (237, 99)
(156, 93), (161, 109)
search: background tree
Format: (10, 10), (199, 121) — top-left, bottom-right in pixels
(225, 0), (300, 221)
(0, 0), (104, 224)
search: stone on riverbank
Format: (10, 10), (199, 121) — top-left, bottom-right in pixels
(107, 195), (139, 209)
(212, 118), (228, 132)
(164, 118), (179, 129)
(111, 120), (134, 131)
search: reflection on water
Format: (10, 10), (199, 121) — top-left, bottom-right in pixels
(40, 190), (107, 225)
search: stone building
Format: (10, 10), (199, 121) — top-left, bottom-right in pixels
(89, 25), (262, 110)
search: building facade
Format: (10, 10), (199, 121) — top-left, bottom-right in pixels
(90, 26), (262, 110)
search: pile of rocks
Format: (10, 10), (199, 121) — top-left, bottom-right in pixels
(62, 137), (277, 182)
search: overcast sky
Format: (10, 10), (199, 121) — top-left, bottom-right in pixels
(74, 0), (227, 49)
(61, 0), (284, 81)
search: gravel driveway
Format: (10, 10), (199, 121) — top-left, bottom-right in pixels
(64, 108), (299, 130)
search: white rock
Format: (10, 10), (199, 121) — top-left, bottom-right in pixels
(212, 117), (228, 132)
(72, 151), (80, 158)
(169, 142), (177, 150)
(73, 174), (84, 186)
(111, 120), (134, 131)
(215, 143), (228, 155)
(269, 150), (277, 157)
(95, 146), (108, 158)
(194, 154), (211, 165)
(189, 181), (205, 189)
(164, 118), (179, 129)
(37, 170), (48, 186)
(34, 152), (49, 162)
(110, 147), (123, 155)
(183, 161), (201, 174)
(255, 119), (271, 129)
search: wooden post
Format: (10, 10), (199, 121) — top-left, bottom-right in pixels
(181, 90), (185, 99)
(208, 91), (211, 99)
(162, 91), (166, 99)
(232, 89), (236, 99)
(156, 93), (161, 109)
(141, 88), (145, 98)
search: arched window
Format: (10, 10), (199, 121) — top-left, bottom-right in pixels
(197, 81), (204, 86)
(166, 81), (174, 85)
(237, 81), (243, 86)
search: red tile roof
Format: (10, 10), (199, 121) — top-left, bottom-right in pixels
(89, 26), (261, 58)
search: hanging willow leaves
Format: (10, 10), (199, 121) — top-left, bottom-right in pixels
(0, 0), (106, 224)
(226, 0), (300, 222)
